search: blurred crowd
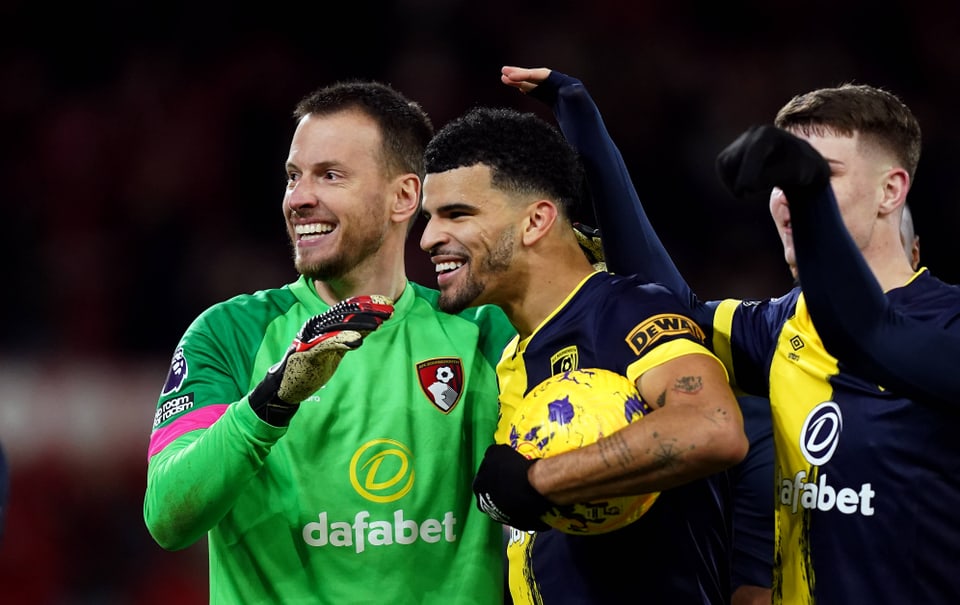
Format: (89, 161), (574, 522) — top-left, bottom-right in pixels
(1, 0), (957, 601)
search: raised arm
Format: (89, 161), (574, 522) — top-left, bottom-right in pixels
(501, 66), (694, 305)
(716, 125), (960, 408)
(790, 185), (960, 407)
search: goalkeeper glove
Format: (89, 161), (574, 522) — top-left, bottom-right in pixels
(573, 222), (606, 272)
(473, 444), (553, 532)
(248, 295), (394, 426)
(715, 124), (831, 204)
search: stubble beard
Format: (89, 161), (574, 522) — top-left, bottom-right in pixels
(292, 224), (388, 282)
(438, 230), (515, 314)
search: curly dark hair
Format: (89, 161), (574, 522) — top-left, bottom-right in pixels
(424, 107), (585, 219)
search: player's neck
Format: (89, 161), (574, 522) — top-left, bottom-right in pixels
(863, 246), (918, 292)
(507, 263), (596, 340)
(312, 253), (408, 306)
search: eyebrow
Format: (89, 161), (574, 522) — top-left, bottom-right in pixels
(423, 202), (477, 217)
(439, 202), (476, 212)
(286, 159), (338, 172)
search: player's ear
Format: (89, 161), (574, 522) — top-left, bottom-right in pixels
(392, 173), (421, 224)
(521, 199), (558, 247)
(879, 167), (909, 216)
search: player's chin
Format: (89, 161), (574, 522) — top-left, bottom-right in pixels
(437, 269), (487, 312)
(437, 290), (472, 315)
(296, 256), (349, 282)
(438, 283), (486, 315)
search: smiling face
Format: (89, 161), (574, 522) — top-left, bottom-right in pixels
(420, 164), (522, 314)
(769, 129), (894, 274)
(284, 109), (392, 281)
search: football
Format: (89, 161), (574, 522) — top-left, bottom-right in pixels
(507, 368), (660, 534)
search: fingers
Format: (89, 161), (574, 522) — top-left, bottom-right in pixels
(716, 125), (829, 202)
(279, 348), (348, 403)
(500, 65), (552, 94)
(320, 330), (364, 350)
(367, 294), (393, 305)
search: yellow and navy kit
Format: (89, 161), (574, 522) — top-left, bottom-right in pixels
(716, 273), (960, 604)
(496, 271), (733, 605)
(543, 68), (960, 604)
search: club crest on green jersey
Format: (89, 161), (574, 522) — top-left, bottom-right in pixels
(416, 358), (464, 413)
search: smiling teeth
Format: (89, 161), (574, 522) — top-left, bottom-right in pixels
(435, 261), (463, 273)
(295, 223), (334, 236)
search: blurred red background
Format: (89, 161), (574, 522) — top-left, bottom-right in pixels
(1, 0), (957, 602)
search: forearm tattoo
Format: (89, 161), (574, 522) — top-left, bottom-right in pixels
(598, 430), (684, 473)
(597, 426), (683, 473)
(599, 375), (704, 474)
(650, 439), (683, 471)
(598, 432), (634, 469)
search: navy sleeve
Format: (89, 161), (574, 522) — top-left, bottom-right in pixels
(791, 186), (960, 407)
(535, 72), (695, 305)
(728, 395), (774, 589)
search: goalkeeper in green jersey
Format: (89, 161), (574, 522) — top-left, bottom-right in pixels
(144, 80), (515, 604)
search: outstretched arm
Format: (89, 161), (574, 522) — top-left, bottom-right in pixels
(716, 125), (960, 408)
(501, 66), (695, 305)
(790, 185), (960, 407)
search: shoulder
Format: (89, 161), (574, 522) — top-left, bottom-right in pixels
(598, 273), (698, 314)
(215, 284), (299, 313)
(897, 270), (960, 316)
(187, 285), (297, 333)
(724, 287), (801, 325)
(585, 272), (671, 297)
(406, 282), (515, 358)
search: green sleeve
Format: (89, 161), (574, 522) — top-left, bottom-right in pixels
(144, 399), (286, 550)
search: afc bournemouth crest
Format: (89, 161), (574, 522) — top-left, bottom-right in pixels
(416, 358), (464, 413)
(550, 346), (579, 375)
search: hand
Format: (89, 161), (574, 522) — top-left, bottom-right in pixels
(500, 65), (552, 95)
(473, 444), (553, 531)
(715, 125), (831, 203)
(573, 222), (606, 271)
(248, 295), (394, 426)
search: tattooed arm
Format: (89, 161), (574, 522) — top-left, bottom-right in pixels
(528, 352), (747, 504)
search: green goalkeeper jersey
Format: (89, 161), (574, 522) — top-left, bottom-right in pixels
(145, 276), (514, 604)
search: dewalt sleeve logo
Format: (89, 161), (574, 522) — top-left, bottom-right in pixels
(626, 314), (706, 355)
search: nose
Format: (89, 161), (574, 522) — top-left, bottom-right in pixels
(419, 216), (444, 254)
(286, 178), (319, 214)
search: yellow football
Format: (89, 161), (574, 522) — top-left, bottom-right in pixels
(508, 368), (660, 534)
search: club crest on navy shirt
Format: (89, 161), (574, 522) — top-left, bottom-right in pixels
(550, 345), (579, 375)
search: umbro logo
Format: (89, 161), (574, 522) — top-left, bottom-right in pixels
(786, 335), (805, 362)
